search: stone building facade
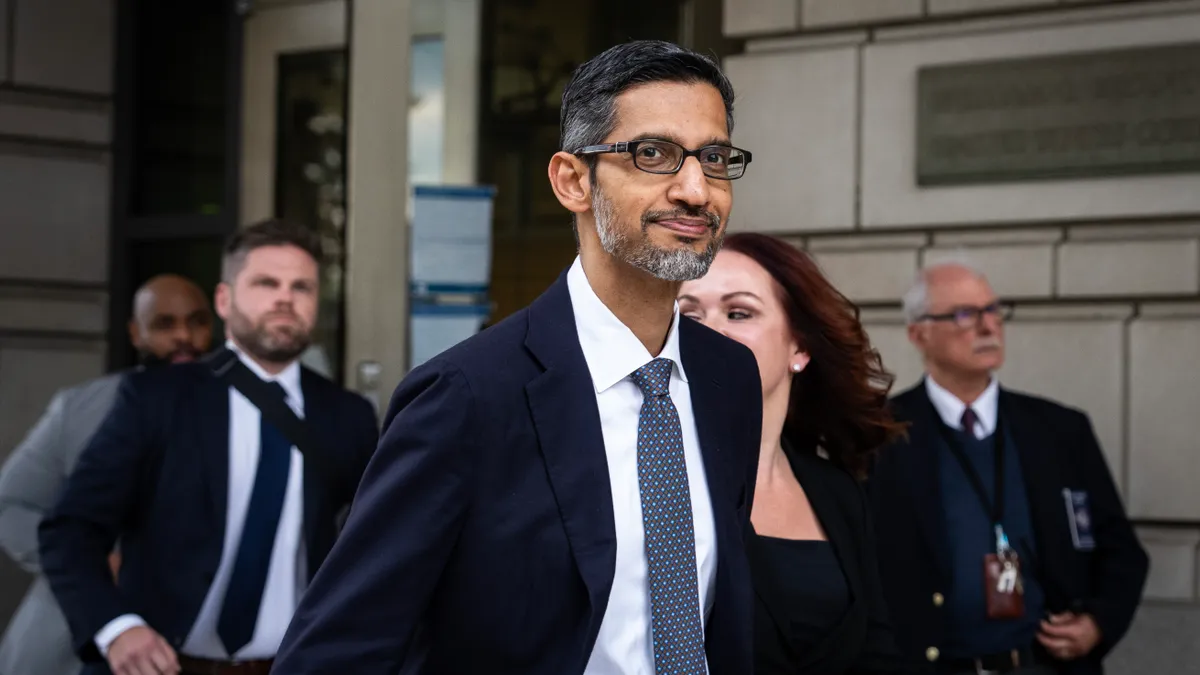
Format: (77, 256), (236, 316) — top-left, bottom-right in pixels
(0, 0), (1196, 670)
(722, 0), (1200, 670)
(0, 0), (115, 626)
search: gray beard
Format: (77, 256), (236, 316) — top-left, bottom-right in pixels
(592, 187), (722, 282)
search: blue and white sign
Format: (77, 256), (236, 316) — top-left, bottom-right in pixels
(409, 185), (496, 370)
(410, 303), (492, 370)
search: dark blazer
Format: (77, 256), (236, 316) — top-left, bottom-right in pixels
(752, 443), (904, 675)
(37, 354), (379, 668)
(868, 381), (1149, 675)
(270, 271), (764, 675)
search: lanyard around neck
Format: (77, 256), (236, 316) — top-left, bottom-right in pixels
(933, 406), (1011, 554)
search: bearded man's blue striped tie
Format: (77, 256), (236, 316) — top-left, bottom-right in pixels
(630, 358), (707, 675)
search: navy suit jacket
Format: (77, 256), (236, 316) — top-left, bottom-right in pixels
(271, 271), (764, 675)
(37, 355), (379, 666)
(868, 382), (1148, 675)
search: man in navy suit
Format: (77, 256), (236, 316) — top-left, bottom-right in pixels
(39, 219), (379, 675)
(271, 40), (762, 675)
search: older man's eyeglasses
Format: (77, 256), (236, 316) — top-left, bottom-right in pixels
(573, 139), (752, 180)
(919, 302), (1014, 329)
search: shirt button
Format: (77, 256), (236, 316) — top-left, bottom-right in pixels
(932, 592), (945, 607)
(926, 647), (940, 662)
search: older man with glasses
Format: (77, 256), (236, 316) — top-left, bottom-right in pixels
(866, 260), (1148, 675)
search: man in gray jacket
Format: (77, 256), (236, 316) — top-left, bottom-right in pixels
(0, 274), (212, 675)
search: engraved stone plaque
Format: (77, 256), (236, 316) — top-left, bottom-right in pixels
(916, 42), (1200, 186)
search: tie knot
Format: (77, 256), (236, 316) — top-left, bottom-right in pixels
(630, 358), (673, 397)
(266, 381), (288, 401)
(960, 407), (979, 436)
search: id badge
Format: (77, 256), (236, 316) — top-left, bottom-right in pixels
(1063, 488), (1096, 551)
(983, 552), (1025, 620)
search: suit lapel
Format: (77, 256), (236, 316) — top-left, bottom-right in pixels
(792, 450), (857, 594)
(905, 383), (952, 579)
(787, 449), (860, 671)
(1000, 391), (1068, 585)
(678, 319), (738, 516)
(524, 274), (617, 634)
(299, 369), (333, 576)
(679, 319), (754, 669)
(198, 362), (232, 540)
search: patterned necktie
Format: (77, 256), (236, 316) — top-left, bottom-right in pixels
(217, 381), (292, 656)
(961, 407), (979, 440)
(629, 358), (707, 675)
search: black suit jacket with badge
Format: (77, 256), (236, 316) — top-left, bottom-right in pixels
(867, 381), (1149, 675)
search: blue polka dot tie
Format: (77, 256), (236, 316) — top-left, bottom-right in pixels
(630, 358), (707, 675)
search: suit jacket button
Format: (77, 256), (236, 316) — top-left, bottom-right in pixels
(926, 647), (940, 662)
(932, 592), (944, 607)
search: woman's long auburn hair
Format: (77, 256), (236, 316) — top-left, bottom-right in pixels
(721, 232), (908, 479)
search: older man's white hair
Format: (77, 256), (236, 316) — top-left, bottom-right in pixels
(901, 253), (989, 325)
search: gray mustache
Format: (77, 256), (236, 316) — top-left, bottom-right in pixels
(974, 337), (1002, 351)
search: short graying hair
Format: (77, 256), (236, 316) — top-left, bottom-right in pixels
(902, 253), (988, 324)
(559, 40), (736, 163)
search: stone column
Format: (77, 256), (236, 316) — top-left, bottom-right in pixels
(345, 0), (412, 399)
(442, 0), (481, 185)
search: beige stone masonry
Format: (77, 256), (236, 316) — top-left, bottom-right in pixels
(1057, 240), (1200, 297)
(810, 248), (920, 302)
(722, 0), (800, 37)
(933, 227), (1063, 247)
(801, 0), (923, 28)
(0, 90), (111, 145)
(1000, 314), (1128, 489)
(1129, 313), (1200, 519)
(12, 0), (113, 93)
(807, 233), (929, 251)
(725, 45), (859, 233)
(923, 244), (1055, 299)
(0, 289), (107, 334)
(861, 10), (1200, 228)
(929, 0), (1058, 16)
(1138, 527), (1200, 601)
(0, 151), (110, 283)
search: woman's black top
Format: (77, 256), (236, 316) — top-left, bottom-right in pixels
(749, 442), (908, 674)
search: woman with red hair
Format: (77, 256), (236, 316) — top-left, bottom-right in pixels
(679, 232), (908, 674)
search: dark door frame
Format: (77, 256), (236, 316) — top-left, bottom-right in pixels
(106, 0), (245, 371)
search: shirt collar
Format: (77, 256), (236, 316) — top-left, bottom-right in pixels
(226, 339), (303, 404)
(924, 373), (999, 436)
(566, 256), (688, 394)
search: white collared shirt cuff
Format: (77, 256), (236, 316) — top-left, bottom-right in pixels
(95, 614), (148, 656)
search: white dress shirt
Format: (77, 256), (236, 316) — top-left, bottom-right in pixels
(925, 374), (1000, 440)
(95, 343), (307, 660)
(568, 257), (717, 675)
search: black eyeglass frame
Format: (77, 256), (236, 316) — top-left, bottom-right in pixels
(572, 139), (753, 180)
(918, 301), (1015, 329)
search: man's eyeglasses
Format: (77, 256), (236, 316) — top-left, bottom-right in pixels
(918, 302), (1014, 329)
(573, 139), (752, 180)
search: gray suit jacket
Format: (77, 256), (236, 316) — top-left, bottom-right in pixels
(0, 373), (123, 675)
